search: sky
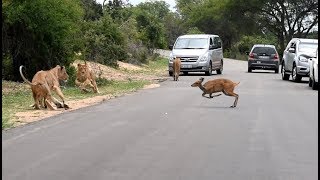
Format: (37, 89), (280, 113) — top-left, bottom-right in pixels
(96, 0), (177, 11)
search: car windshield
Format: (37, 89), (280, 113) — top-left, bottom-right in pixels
(252, 47), (276, 56)
(174, 38), (208, 49)
(298, 42), (318, 52)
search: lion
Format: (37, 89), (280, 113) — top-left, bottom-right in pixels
(75, 62), (100, 93)
(19, 65), (70, 110)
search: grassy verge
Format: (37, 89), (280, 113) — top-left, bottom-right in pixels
(2, 57), (168, 129)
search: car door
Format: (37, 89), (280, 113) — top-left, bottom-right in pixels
(211, 37), (220, 69)
(208, 37), (214, 67)
(286, 42), (297, 71)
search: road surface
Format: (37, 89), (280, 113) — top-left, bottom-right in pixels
(2, 58), (318, 180)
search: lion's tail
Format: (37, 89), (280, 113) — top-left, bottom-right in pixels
(19, 65), (35, 86)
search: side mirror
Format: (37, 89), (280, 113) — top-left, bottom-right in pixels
(168, 45), (173, 50)
(288, 47), (295, 53)
(245, 52), (250, 55)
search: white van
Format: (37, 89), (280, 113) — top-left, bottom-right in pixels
(168, 34), (224, 76)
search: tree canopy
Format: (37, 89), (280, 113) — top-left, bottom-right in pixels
(2, 0), (318, 81)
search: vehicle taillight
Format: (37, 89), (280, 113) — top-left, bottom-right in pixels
(249, 53), (254, 59)
(274, 54), (279, 60)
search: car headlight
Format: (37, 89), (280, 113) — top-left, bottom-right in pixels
(199, 53), (209, 62)
(299, 56), (308, 62)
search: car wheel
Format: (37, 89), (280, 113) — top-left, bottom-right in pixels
(183, 71), (188, 75)
(216, 60), (223, 74)
(248, 67), (252, 73)
(309, 77), (312, 87)
(169, 71), (173, 76)
(312, 70), (318, 90)
(281, 63), (289, 80)
(275, 68), (279, 73)
(205, 62), (212, 76)
(292, 64), (302, 82)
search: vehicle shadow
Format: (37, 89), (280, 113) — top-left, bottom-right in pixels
(246, 71), (277, 74)
(194, 105), (234, 109)
(274, 78), (309, 84)
(180, 73), (222, 76)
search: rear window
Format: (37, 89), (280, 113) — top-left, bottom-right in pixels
(252, 47), (277, 55)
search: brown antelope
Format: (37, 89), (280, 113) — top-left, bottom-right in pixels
(191, 77), (240, 108)
(173, 57), (181, 81)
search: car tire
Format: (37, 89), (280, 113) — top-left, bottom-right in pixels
(248, 67), (252, 73)
(183, 72), (188, 75)
(309, 77), (312, 87)
(281, 63), (289, 80)
(292, 63), (302, 82)
(169, 71), (173, 76)
(312, 70), (318, 90)
(205, 62), (212, 76)
(216, 60), (223, 74)
(275, 68), (279, 73)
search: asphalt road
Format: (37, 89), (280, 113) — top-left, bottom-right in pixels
(2, 58), (318, 180)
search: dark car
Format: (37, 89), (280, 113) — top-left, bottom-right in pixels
(246, 44), (280, 73)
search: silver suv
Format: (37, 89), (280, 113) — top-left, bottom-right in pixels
(281, 38), (318, 82)
(168, 34), (223, 76)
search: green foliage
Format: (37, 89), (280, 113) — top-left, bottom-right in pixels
(81, 0), (103, 21)
(82, 14), (127, 67)
(134, 2), (169, 50)
(224, 34), (278, 60)
(65, 65), (77, 87)
(2, 0), (84, 81)
(236, 35), (278, 53)
(163, 12), (185, 46)
(2, 54), (14, 80)
(186, 27), (204, 34)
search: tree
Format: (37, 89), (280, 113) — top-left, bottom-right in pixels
(257, 0), (318, 52)
(133, 1), (170, 51)
(225, 0), (318, 53)
(2, 0), (83, 81)
(82, 14), (127, 67)
(81, 0), (103, 21)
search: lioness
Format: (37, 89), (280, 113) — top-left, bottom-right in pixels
(19, 65), (70, 110)
(75, 62), (100, 93)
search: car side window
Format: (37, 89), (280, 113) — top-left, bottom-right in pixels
(213, 37), (219, 46)
(210, 38), (214, 46)
(217, 38), (222, 48)
(290, 42), (296, 49)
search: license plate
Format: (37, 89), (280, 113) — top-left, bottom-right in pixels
(182, 65), (192, 68)
(259, 56), (269, 59)
(256, 61), (261, 63)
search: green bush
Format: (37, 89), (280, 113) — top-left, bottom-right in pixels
(2, 55), (14, 80)
(65, 65), (77, 87)
(82, 14), (127, 68)
(2, 0), (84, 81)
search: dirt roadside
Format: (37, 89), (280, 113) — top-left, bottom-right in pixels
(12, 60), (167, 127)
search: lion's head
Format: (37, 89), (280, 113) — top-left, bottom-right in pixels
(57, 65), (69, 81)
(77, 62), (89, 78)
